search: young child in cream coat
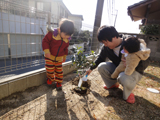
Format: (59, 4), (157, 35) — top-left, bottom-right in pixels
(111, 37), (151, 79)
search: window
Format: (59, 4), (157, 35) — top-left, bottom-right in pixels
(37, 2), (43, 10)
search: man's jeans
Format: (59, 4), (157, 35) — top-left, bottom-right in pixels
(98, 62), (142, 100)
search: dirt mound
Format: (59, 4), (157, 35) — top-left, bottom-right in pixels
(72, 77), (91, 96)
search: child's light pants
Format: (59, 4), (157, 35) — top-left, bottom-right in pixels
(97, 62), (142, 100)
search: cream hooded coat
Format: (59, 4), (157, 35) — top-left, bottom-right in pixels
(111, 39), (151, 79)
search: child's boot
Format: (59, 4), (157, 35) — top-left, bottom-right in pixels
(56, 82), (62, 91)
(126, 93), (135, 104)
(47, 78), (52, 86)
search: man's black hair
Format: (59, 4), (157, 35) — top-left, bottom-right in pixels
(59, 18), (74, 36)
(97, 25), (119, 42)
(123, 37), (140, 53)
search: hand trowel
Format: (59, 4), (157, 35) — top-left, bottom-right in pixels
(78, 74), (88, 87)
(82, 74), (88, 81)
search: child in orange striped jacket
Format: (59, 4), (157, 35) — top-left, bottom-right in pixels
(42, 18), (74, 90)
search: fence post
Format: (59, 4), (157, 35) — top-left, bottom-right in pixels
(8, 34), (11, 58)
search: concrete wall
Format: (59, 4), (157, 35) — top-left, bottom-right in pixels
(136, 34), (160, 61)
(0, 55), (97, 99)
(0, 61), (76, 100)
(146, 37), (160, 61)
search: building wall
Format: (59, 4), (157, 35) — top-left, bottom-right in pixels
(51, 1), (60, 28)
(68, 16), (82, 31)
(29, 0), (72, 27)
(8, 0), (29, 6)
(28, 0), (83, 31)
(29, 0), (35, 8)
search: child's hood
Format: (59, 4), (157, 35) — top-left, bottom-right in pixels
(135, 39), (151, 60)
(53, 29), (71, 41)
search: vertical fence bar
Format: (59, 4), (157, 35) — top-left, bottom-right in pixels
(25, 8), (28, 68)
(30, 10), (32, 67)
(48, 12), (51, 30)
(34, 9), (36, 62)
(8, 4), (12, 72)
(38, 15), (41, 64)
(13, 5), (17, 70)
(20, 8), (23, 68)
(7, 34), (11, 59)
(1, 2), (6, 73)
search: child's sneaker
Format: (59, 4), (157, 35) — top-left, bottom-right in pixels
(56, 82), (62, 91)
(103, 83), (119, 90)
(47, 78), (52, 85)
(126, 93), (135, 104)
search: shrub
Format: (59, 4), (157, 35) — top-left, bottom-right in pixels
(140, 24), (159, 35)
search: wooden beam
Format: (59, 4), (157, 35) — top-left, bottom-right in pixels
(131, 15), (144, 19)
(147, 19), (160, 24)
(129, 0), (156, 11)
(128, 9), (134, 21)
(143, 4), (151, 25)
(145, 4), (151, 18)
(149, 9), (160, 15)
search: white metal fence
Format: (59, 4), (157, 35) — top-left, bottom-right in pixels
(0, 0), (48, 76)
(0, 0), (101, 77)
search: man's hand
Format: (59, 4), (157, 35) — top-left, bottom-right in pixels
(86, 69), (92, 75)
(45, 53), (51, 58)
(121, 58), (126, 67)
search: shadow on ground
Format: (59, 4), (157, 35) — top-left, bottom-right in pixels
(91, 88), (160, 120)
(0, 73), (78, 120)
(0, 69), (160, 120)
(143, 72), (160, 84)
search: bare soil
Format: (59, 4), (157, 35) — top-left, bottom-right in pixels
(72, 77), (91, 95)
(0, 61), (160, 120)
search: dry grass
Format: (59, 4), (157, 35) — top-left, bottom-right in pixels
(0, 61), (160, 120)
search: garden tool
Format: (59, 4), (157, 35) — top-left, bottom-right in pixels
(78, 74), (88, 87)
(78, 77), (83, 88)
(147, 88), (160, 94)
(82, 74), (88, 81)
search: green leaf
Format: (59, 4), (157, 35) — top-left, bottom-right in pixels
(91, 50), (94, 54)
(77, 46), (82, 50)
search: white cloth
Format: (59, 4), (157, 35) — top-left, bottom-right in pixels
(113, 45), (121, 56)
(140, 43), (146, 50)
